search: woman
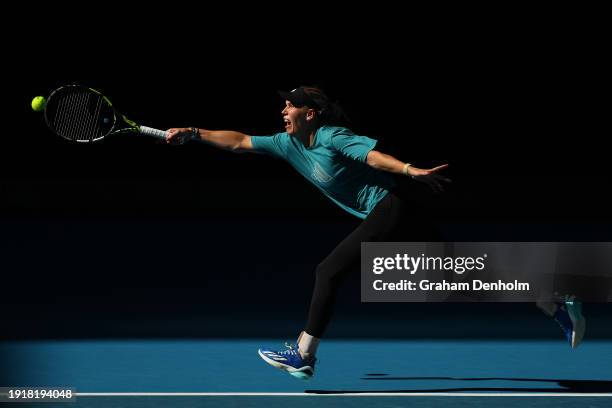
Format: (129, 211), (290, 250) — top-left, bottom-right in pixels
(166, 86), (582, 380)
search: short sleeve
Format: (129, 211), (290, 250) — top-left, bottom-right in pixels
(250, 133), (290, 160)
(330, 129), (378, 163)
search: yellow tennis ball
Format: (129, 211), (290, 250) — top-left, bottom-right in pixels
(31, 96), (47, 112)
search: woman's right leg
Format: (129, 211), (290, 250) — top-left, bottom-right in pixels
(304, 194), (396, 340)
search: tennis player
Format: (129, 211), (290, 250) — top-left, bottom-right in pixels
(166, 86), (584, 379)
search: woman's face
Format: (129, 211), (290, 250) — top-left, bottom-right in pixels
(282, 100), (311, 136)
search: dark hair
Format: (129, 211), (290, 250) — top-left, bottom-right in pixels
(302, 86), (352, 127)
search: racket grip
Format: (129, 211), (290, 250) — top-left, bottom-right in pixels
(139, 126), (168, 139)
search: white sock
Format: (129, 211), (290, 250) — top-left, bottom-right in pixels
(298, 331), (320, 359)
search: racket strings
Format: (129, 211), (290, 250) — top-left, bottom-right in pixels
(51, 88), (111, 141)
(64, 91), (85, 140)
(75, 91), (92, 141)
(52, 90), (85, 140)
(80, 93), (100, 141)
(52, 91), (73, 138)
(79, 93), (95, 141)
(90, 95), (104, 140)
(66, 91), (85, 141)
(72, 91), (96, 141)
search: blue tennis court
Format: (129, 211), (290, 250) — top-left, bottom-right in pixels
(2, 339), (612, 407)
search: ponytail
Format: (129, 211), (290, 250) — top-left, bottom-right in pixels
(320, 100), (351, 127)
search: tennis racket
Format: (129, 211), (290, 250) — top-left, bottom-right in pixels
(43, 84), (167, 142)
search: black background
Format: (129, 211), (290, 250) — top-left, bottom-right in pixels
(2, 7), (610, 340)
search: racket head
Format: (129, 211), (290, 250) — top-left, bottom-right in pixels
(43, 85), (122, 142)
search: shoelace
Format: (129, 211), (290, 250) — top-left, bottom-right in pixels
(276, 342), (318, 365)
(278, 342), (298, 357)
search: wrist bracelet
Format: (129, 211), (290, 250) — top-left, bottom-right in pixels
(191, 127), (199, 141)
(402, 163), (412, 176)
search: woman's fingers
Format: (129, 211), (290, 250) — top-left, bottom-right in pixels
(165, 128), (187, 144)
(165, 129), (177, 143)
(431, 164), (449, 172)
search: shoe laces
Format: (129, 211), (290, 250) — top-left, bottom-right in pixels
(279, 342), (298, 357)
(564, 294), (578, 307)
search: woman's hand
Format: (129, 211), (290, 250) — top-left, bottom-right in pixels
(406, 164), (452, 193)
(165, 128), (196, 145)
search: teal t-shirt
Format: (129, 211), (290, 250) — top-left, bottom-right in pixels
(251, 126), (396, 219)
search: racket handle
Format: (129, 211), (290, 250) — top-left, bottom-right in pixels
(139, 126), (168, 140)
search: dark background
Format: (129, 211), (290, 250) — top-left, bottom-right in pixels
(2, 7), (609, 340)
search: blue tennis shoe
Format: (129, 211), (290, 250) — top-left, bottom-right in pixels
(258, 343), (316, 380)
(553, 296), (586, 349)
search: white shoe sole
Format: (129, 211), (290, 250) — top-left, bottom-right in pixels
(566, 301), (586, 349)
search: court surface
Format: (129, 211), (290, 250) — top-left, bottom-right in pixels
(2, 339), (612, 407)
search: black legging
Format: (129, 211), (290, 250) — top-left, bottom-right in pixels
(305, 187), (440, 337)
